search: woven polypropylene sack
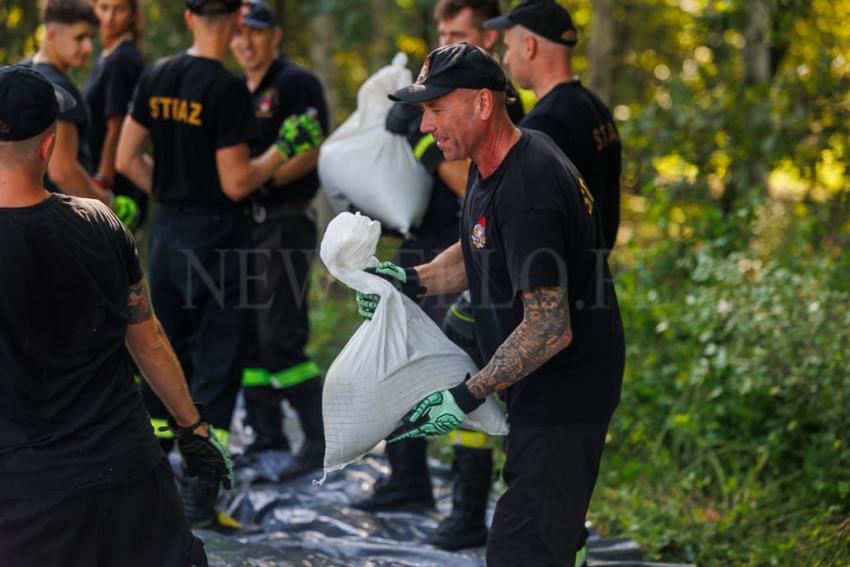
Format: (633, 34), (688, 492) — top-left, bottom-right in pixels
(318, 212), (509, 478)
(318, 53), (432, 236)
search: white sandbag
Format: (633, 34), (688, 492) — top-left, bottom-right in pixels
(318, 212), (509, 478)
(318, 53), (432, 236)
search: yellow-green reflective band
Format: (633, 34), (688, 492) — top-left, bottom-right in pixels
(449, 304), (474, 323)
(575, 544), (587, 567)
(242, 368), (271, 387)
(211, 427), (229, 446)
(413, 134), (436, 160)
(447, 429), (493, 449)
(270, 360), (321, 389)
(151, 418), (174, 439)
(133, 374), (142, 385)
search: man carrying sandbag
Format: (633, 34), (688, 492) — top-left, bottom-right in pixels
(358, 43), (625, 567)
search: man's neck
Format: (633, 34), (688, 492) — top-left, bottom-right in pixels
(34, 48), (67, 75)
(245, 57), (275, 92)
(188, 34), (229, 62)
(472, 115), (522, 179)
(532, 61), (576, 100)
(0, 171), (50, 208)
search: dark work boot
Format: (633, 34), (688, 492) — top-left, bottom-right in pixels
(180, 477), (243, 534)
(242, 394), (289, 456)
(427, 447), (492, 550)
(277, 438), (325, 482)
(352, 437), (433, 511)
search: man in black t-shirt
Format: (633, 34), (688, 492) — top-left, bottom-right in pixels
(116, 0), (322, 529)
(360, 43), (624, 567)
(84, 0), (148, 231)
(26, 0), (113, 205)
(229, 0), (329, 481)
(354, 1), (524, 529)
(0, 64), (233, 567)
(487, 0), (622, 251)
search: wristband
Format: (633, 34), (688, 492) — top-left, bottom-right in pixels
(449, 377), (485, 414)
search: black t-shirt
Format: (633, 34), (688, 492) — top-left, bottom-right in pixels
(130, 53), (256, 208)
(248, 57), (329, 205)
(84, 41), (145, 169)
(520, 80), (622, 250)
(461, 129), (624, 426)
(0, 194), (163, 499)
(27, 61), (94, 193)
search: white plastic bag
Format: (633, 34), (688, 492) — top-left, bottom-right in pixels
(318, 53), (432, 236)
(318, 212), (509, 478)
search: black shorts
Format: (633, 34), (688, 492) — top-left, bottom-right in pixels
(487, 420), (610, 566)
(0, 458), (207, 567)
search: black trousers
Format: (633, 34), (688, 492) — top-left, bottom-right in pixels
(486, 420), (610, 566)
(144, 207), (250, 433)
(0, 459), (207, 567)
(242, 209), (324, 441)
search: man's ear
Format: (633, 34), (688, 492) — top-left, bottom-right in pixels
(273, 26), (283, 48)
(481, 29), (499, 52)
(41, 128), (58, 165)
(184, 10), (194, 31)
(476, 89), (495, 121)
(525, 34), (538, 60)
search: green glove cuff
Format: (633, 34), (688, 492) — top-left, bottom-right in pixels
(112, 195), (140, 230)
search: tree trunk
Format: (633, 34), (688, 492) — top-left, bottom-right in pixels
(588, 0), (615, 106)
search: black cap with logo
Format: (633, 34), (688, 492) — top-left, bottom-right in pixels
(186, 0), (242, 15)
(484, 0), (578, 47)
(240, 0), (276, 28)
(0, 65), (76, 142)
(389, 43), (507, 104)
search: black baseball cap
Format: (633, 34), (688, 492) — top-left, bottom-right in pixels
(240, 0), (275, 28)
(484, 0), (578, 47)
(186, 0), (241, 15)
(0, 65), (76, 142)
(389, 43), (507, 104)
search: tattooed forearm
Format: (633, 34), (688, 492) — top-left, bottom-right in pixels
(127, 279), (153, 324)
(467, 287), (572, 400)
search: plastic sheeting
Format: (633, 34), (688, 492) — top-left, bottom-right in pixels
(198, 448), (695, 567)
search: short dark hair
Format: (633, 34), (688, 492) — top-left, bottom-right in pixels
(42, 0), (99, 27)
(434, 0), (501, 27)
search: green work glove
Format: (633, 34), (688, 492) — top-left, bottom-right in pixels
(112, 194), (141, 231)
(356, 261), (426, 319)
(160, 405), (234, 497)
(275, 110), (324, 160)
(388, 378), (484, 442)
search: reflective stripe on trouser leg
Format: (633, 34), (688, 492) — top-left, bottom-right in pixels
(242, 368), (271, 388)
(269, 360), (321, 389)
(447, 429), (494, 449)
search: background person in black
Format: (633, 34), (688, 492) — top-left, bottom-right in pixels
(354, 0), (524, 525)
(229, 0), (329, 481)
(116, 0), (322, 530)
(487, 0), (623, 251)
(362, 43), (624, 566)
(0, 64), (232, 567)
(27, 0), (113, 205)
(84, 0), (148, 231)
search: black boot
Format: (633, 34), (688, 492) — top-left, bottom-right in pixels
(352, 437), (433, 511)
(242, 392), (289, 455)
(427, 446), (492, 550)
(277, 378), (325, 481)
(180, 476), (242, 534)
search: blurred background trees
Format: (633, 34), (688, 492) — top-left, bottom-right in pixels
(2, 0), (848, 564)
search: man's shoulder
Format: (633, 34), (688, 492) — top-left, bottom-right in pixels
(271, 58), (321, 87)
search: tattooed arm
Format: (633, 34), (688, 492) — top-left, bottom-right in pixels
(466, 286), (573, 401)
(124, 278), (202, 429)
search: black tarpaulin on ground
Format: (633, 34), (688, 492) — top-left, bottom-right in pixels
(192, 447), (695, 567)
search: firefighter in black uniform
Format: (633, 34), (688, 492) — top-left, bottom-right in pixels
(353, 0), (524, 553)
(230, 0), (329, 480)
(116, 0), (322, 529)
(0, 64), (232, 567)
